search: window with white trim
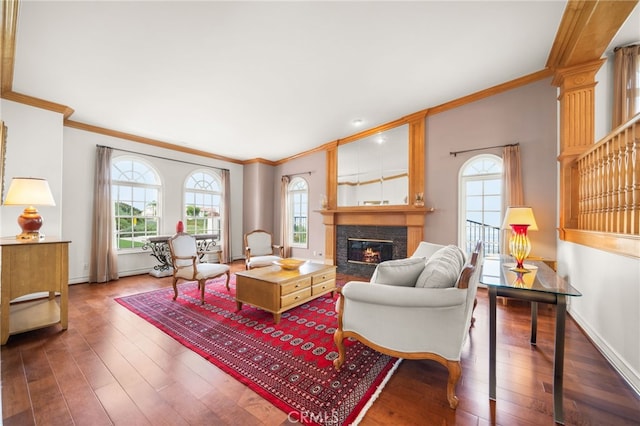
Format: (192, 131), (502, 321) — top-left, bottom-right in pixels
(459, 154), (502, 254)
(112, 157), (161, 250)
(288, 177), (308, 248)
(184, 170), (222, 239)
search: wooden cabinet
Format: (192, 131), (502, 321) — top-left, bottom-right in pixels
(0, 237), (70, 344)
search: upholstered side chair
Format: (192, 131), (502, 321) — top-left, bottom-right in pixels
(244, 229), (284, 269)
(168, 232), (230, 304)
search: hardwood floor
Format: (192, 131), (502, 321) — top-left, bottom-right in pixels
(2, 260), (639, 425)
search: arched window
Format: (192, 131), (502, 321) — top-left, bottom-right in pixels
(112, 157), (161, 250)
(459, 154), (502, 254)
(288, 177), (308, 248)
(184, 170), (222, 240)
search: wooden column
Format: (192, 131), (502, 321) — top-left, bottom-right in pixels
(552, 59), (605, 237)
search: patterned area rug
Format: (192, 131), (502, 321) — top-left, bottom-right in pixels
(115, 275), (400, 425)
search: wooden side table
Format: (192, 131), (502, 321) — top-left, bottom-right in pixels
(0, 237), (70, 344)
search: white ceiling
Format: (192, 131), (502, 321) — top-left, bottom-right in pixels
(8, 1), (634, 162)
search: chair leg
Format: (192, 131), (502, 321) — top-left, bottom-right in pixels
(333, 329), (346, 370)
(445, 360), (461, 409)
(172, 277), (179, 300)
(199, 279), (206, 305)
(224, 273), (230, 291)
(471, 297), (478, 327)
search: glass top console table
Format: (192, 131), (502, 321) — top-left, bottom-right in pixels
(480, 256), (582, 425)
(142, 234), (219, 277)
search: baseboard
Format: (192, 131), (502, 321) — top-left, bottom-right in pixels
(569, 307), (640, 396)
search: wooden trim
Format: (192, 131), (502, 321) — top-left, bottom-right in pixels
(1, 0), (18, 95)
(64, 119), (244, 165)
(2, 91), (75, 119)
(427, 69), (553, 116)
(562, 229), (640, 259)
(242, 157), (277, 166)
(273, 140), (336, 165)
(547, 0), (638, 70)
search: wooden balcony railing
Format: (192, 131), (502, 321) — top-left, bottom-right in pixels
(565, 114), (640, 258)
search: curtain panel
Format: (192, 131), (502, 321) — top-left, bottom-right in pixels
(280, 176), (291, 258)
(89, 146), (119, 283)
(221, 169), (231, 263)
(501, 145), (524, 254)
(613, 44), (640, 127)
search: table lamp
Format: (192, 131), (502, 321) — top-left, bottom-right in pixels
(3, 177), (56, 240)
(501, 206), (538, 272)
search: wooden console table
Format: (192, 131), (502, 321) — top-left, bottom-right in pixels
(0, 237), (70, 345)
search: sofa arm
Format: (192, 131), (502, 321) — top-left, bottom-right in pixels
(341, 281), (467, 308)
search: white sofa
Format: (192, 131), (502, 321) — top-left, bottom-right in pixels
(333, 241), (483, 409)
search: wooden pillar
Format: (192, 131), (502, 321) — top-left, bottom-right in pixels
(552, 59), (605, 237)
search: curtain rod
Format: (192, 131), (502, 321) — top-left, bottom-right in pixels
(614, 42), (639, 51)
(283, 171), (312, 178)
(97, 144), (229, 172)
(449, 142), (519, 157)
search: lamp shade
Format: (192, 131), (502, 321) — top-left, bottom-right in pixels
(3, 177), (55, 206)
(501, 206), (538, 231)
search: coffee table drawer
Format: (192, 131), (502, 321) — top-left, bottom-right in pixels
(281, 277), (312, 296)
(281, 287), (312, 307)
(312, 280), (335, 296)
(312, 270), (336, 285)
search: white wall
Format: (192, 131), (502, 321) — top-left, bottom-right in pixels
(1, 100), (63, 240)
(63, 127), (245, 283)
(556, 48), (640, 393)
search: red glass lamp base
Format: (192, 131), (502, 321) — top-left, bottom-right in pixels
(509, 224), (531, 272)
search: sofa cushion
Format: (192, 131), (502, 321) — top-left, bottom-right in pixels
(370, 257), (426, 287)
(415, 245), (466, 288)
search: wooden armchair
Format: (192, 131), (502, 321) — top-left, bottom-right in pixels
(168, 232), (230, 304)
(244, 229), (284, 269)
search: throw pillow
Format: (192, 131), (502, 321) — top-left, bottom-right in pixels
(370, 257), (426, 287)
(415, 245), (466, 288)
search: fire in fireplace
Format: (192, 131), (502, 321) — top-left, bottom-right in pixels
(347, 238), (394, 265)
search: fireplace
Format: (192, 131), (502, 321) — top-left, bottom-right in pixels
(336, 225), (407, 278)
(347, 238), (393, 265)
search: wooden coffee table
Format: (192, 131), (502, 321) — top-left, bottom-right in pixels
(235, 262), (337, 324)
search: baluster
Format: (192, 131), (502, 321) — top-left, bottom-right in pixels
(611, 135), (620, 233)
(605, 142), (612, 232)
(627, 123), (640, 235)
(587, 151), (596, 230)
(597, 145), (605, 231)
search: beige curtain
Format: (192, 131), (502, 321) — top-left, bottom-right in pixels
(280, 175), (290, 258)
(613, 45), (640, 127)
(501, 144), (524, 253)
(89, 146), (119, 283)
(220, 169), (231, 263)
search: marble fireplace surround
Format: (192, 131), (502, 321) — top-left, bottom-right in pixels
(319, 206), (433, 276)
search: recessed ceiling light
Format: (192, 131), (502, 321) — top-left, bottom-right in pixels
(352, 118), (364, 126)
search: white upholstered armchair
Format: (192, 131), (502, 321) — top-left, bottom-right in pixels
(333, 241), (483, 409)
(168, 232), (230, 304)
(244, 229), (284, 269)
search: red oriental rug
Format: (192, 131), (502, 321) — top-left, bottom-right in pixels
(115, 275), (400, 425)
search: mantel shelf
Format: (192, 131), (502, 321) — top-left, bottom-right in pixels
(316, 206), (435, 214)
